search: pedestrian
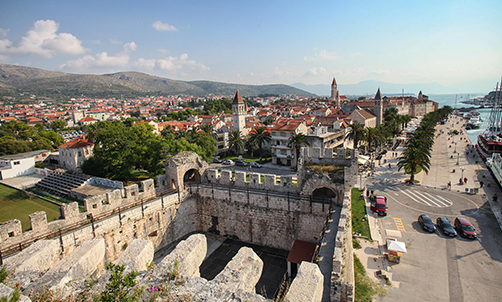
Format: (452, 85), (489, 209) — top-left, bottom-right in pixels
(464, 177), (467, 184)
(493, 193), (498, 202)
(480, 181), (484, 188)
(448, 181), (451, 190)
(388, 163), (391, 169)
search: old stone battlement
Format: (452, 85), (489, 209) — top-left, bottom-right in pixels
(204, 169), (298, 193)
(1, 150), (358, 301)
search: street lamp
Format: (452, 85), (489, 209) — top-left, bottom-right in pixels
(359, 173), (363, 189)
(457, 153), (459, 165)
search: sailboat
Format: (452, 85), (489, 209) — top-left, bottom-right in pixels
(476, 80), (502, 160)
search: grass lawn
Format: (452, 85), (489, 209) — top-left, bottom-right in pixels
(0, 184), (61, 232)
(354, 254), (387, 302)
(351, 188), (371, 240)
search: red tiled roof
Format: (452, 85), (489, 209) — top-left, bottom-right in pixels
(59, 136), (93, 149)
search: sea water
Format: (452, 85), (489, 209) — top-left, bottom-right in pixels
(429, 93), (489, 144)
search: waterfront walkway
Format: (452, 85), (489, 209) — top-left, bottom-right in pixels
(364, 114), (502, 232)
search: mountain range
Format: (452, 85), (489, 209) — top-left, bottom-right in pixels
(0, 64), (316, 99)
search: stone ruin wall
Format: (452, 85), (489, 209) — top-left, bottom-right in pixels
(328, 192), (355, 302)
(196, 187), (330, 251)
(1, 233), (325, 302)
(0, 185), (199, 264)
(1, 149), (359, 301)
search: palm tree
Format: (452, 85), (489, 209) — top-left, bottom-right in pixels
(397, 128), (433, 183)
(228, 130), (244, 155)
(400, 115), (412, 130)
(248, 127), (271, 160)
(288, 132), (310, 166)
(346, 123), (365, 149)
(201, 123), (218, 140)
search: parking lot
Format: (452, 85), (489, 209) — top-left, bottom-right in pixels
(369, 183), (502, 302)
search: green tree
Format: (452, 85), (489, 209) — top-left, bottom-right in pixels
(100, 263), (143, 302)
(346, 123), (365, 149)
(288, 132), (309, 164)
(50, 119), (67, 131)
(228, 130), (244, 155)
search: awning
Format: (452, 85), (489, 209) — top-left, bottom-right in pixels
(287, 240), (317, 264)
(387, 240), (407, 253)
(358, 154), (370, 165)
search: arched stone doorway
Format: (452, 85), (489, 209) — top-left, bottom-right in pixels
(183, 169), (201, 184)
(312, 187), (337, 204)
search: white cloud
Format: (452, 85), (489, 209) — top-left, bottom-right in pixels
(304, 67), (329, 76)
(0, 20), (86, 58)
(157, 48), (169, 54)
(0, 54), (11, 63)
(0, 28), (9, 38)
(60, 41), (136, 73)
(109, 38), (122, 45)
(152, 21), (178, 31)
(304, 50), (339, 61)
(134, 53), (208, 73)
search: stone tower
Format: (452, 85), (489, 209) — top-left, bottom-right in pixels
(373, 88), (383, 126)
(331, 77), (341, 109)
(232, 90), (246, 133)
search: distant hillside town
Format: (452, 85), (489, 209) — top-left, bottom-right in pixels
(0, 77), (439, 179)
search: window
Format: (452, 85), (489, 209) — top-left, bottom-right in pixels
(8, 231), (14, 237)
(13, 161), (20, 165)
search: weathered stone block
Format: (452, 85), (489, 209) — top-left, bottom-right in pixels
(114, 239), (153, 272)
(285, 261), (323, 302)
(24, 238), (105, 294)
(4, 240), (60, 273)
(158, 234), (207, 277)
(61, 202), (79, 221)
(29, 211), (48, 233)
(220, 170), (232, 186)
(211, 246), (263, 293)
(0, 219), (22, 242)
(0, 284), (31, 302)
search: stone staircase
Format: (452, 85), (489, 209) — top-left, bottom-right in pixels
(36, 170), (90, 196)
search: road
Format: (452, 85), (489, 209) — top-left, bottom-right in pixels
(370, 183), (502, 302)
(363, 114), (502, 302)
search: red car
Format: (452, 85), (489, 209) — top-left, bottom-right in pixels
(454, 217), (477, 239)
(370, 195), (387, 216)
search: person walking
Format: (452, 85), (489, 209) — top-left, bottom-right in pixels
(480, 181), (484, 188)
(464, 177), (468, 184)
(448, 181), (451, 190)
(459, 177), (463, 185)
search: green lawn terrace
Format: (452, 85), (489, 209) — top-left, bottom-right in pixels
(0, 184), (60, 232)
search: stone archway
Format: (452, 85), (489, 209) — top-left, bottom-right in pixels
(183, 169), (201, 184)
(300, 173), (344, 206)
(164, 151), (209, 191)
(312, 187), (337, 203)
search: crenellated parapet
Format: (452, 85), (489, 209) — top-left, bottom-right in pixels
(204, 168), (299, 194)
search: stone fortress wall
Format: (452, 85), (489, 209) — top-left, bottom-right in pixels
(0, 147), (357, 301)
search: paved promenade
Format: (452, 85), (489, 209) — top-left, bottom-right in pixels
(356, 114), (502, 301)
(364, 114), (502, 232)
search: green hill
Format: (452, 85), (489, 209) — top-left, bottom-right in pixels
(0, 64), (316, 99)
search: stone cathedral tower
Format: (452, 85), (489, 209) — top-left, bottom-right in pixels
(373, 88), (383, 126)
(232, 90), (246, 133)
(331, 77), (341, 109)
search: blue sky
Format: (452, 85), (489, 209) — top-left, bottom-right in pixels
(0, 0), (501, 91)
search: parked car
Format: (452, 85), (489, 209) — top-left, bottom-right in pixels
(436, 217), (457, 237)
(235, 159), (248, 166)
(213, 158), (222, 163)
(249, 161), (262, 168)
(370, 195), (387, 216)
(418, 214), (436, 233)
(454, 217), (477, 239)
(222, 160), (234, 165)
